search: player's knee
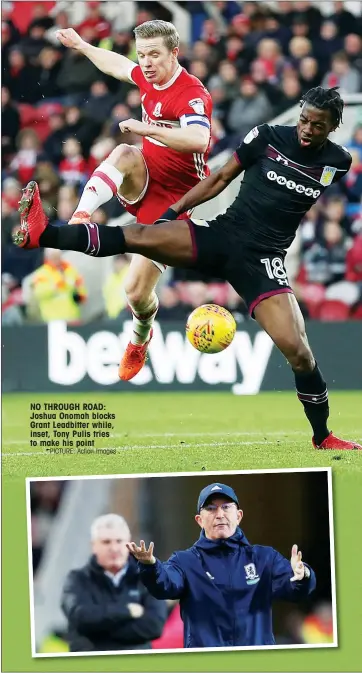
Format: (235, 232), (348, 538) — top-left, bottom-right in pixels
(105, 144), (139, 173)
(124, 273), (154, 308)
(285, 340), (314, 372)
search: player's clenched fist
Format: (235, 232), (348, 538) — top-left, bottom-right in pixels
(127, 540), (156, 565)
(56, 28), (86, 50)
(119, 119), (151, 136)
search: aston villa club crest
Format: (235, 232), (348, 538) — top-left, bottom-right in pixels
(320, 166), (337, 186)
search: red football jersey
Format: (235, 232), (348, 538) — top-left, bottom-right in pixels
(128, 64), (212, 192)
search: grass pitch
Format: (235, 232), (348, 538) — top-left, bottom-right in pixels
(2, 391), (361, 479)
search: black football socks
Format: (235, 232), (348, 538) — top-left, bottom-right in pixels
(294, 363), (329, 445)
(39, 222), (126, 257)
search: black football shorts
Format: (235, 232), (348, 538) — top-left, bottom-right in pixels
(187, 217), (294, 317)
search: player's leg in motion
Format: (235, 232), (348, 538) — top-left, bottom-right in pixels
(15, 181), (194, 268)
(253, 293), (361, 450)
(120, 255), (162, 380)
(70, 143), (146, 224)
(68, 144), (162, 380)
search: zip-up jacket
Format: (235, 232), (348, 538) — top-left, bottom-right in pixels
(139, 528), (316, 648)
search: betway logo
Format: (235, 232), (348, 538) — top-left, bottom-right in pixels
(48, 322), (274, 394)
(267, 171), (320, 198)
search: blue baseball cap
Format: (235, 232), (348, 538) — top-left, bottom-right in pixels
(197, 483), (239, 513)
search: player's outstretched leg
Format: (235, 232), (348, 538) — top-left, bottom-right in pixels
(69, 144), (147, 224)
(14, 180), (194, 262)
(253, 292), (361, 451)
(119, 257), (162, 381)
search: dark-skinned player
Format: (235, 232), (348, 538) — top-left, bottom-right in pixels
(13, 86), (361, 450)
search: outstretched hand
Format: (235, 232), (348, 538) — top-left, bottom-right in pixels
(56, 28), (86, 51)
(290, 544), (306, 582)
(127, 540), (156, 565)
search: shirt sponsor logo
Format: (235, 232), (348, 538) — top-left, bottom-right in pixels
(189, 98), (205, 115)
(244, 563), (260, 585)
(267, 171), (321, 198)
(320, 166), (337, 186)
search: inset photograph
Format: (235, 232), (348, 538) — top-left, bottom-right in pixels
(27, 468), (336, 657)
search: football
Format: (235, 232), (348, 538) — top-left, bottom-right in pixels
(186, 304), (237, 354)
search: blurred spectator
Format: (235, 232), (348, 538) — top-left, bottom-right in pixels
(3, 47), (39, 103)
(31, 480), (66, 573)
(303, 220), (349, 287)
(346, 233), (362, 283)
(59, 138), (89, 186)
(301, 602), (334, 644)
(1, 272), (24, 326)
(347, 125), (362, 161)
(288, 36), (312, 69)
(62, 105), (101, 156)
(227, 78), (272, 138)
(49, 184), (88, 227)
(343, 34), (362, 75)
(9, 128), (41, 185)
(292, 1), (322, 37)
(83, 79), (115, 124)
(208, 60), (240, 102)
(299, 57), (321, 94)
(314, 21), (343, 72)
(31, 250), (87, 323)
(18, 19), (52, 61)
(34, 161), (61, 218)
(290, 14), (310, 40)
(324, 196), (353, 237)
(42, 111), (67, 166)
(275, 76), (302, 116)
(61, 513), (167, 652)
(1, 86), (20, 160)
(2, 178), (21, 245)
(103, 256), (130, 319)
(125, 88), (143, 122)
(338, 149), (362, 204)
(321, 51), (360, 94)
(254, 38), (285, 83)
(76, 1), (111, 42)
(56, 50), (101, 105)
(328, 1), (356, 37)
(35, 46), (63, 100)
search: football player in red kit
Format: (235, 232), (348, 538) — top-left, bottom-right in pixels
(56, 21), (212, 381)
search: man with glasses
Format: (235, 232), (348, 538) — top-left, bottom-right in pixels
(127, 483), (316, 648)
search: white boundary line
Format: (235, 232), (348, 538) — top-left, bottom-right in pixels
(25, 467), (337, 658)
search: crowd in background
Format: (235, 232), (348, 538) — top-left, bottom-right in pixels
(2, 0), (362, 324)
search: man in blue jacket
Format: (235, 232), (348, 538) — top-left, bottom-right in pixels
(127, 482), (317, 648)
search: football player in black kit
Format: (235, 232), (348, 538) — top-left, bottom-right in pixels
(14, 86), (361, 450)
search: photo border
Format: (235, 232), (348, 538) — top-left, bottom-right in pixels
(26, 466), (337, 658)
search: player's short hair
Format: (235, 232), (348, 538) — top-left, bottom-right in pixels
(91, 513), (131, 540)
(300, 86), (344, 127)
(134, 20), (179, 51)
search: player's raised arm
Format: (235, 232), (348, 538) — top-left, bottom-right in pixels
(56, 28), (136, 82)
(165, 154), (243, 216)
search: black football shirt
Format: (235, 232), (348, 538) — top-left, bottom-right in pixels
(216, 124), (352, 254)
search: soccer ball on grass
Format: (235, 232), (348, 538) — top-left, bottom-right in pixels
(186, 304), (236, 354)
